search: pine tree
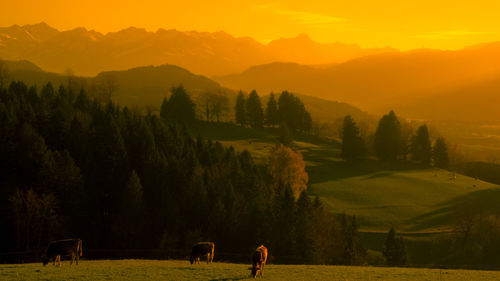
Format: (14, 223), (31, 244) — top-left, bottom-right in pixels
(165, 85), (196, 124)
(114, 170), (144, 247)
(342, 215), (366, 265)
(341, 115), (365, 160)
(279, 123), (293, 146)
(265, 93), (279, 127)
(235, 91), (246, 126)
(433, 137), (449, 169)
(246, 90), (264, 128)
(410, 124), (432, 165)
(383, 227), (408, 266)
(296, 190), (314, 263)
(160, 97), (168, 120)
(374, 110), (402, 161)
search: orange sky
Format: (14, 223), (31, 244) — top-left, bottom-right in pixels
(2, 0), (500, 50)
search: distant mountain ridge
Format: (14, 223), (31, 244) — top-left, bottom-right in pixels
(215, 43), (500, 122)
(0, 22), (396, 76)
(3, 59), (370, 124)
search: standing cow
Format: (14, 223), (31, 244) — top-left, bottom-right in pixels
(250, 245), (268, 278)
(42, 239), (82, 266)
(190, 242), (215, 264)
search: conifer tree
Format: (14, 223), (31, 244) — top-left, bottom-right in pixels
(165, 85), (196, 124)
(383, 227), (408, 266)
(265, 93), (279, 127)
(235, 91), (246, 126)
(160, 97), (168, 120)
(374, 110), (402, 161)
(433, 137), (449, 169)
(410, 124), (432, 165)
(246, 90), (264, 128)
(341, 115), (365, 160)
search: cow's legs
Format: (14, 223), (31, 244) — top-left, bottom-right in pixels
(76, 253), (79, 265)
(206, 253), (210, 264)
(71, 253), (74, 265)
(261, 263), (265, 277)
(56, 255), (61, 266)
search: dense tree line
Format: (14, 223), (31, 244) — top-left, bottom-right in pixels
(0, 81), (364, 265)
(235, 91), (312, 134)
(342, 110), (449, 167)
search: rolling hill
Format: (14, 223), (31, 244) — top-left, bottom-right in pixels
(190, 122), (500, 232)
(215, 42), (500, 121)
(0, 23), (396, 76)
(2, 59), (370, 124)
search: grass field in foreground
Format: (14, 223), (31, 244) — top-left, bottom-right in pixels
(1, 260), (500, 281)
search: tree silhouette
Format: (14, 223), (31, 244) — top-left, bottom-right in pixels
(235, 91), (246, 126)
(383, 227), (408, 266)
(374, 110), (402, 161)
(164, 85), (196, 124)
(410, 124), (432, 165)
(246, 90), (264, 128)
(265, 93), (279, 127)
(341, 115), (365, 161)
(433, 137), (449, 169)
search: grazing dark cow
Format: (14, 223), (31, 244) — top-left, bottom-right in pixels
(190, 242), (215, 264)
(250, 245), (268, 278)
(42, 239), (82, 266)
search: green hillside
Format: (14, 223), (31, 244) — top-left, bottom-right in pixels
(191, 122), (500, 232)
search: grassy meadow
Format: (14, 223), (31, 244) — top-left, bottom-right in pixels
(191, 122), (500, 232)
(190, 122), (500, 265)
(2, 260), (500, 281)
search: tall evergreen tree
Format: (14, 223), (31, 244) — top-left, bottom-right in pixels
(265, 93), (279, 127)
(341, 115), (365, 160)
(341, 215), (366, 265)
(383, 227), (408, 266)
(374, 110), (402, 161)
(160, 97), (168, 120)
(246, 90), (264, 128)
(235, 91), (246, 126)
(410, 124), (432, 165)
(277, 91), (312, 133)
(114, 170), (144, 247)
(165, 85), (196, 124)
(433, 137), (449, 169)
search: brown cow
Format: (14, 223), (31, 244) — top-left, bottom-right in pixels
(42, 239), (82, 266)
(250, 245), (268, 278)
(190, 242), (215, 264)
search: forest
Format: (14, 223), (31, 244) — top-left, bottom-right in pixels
(0, 81), (365, 264)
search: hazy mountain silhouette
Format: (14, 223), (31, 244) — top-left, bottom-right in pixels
(3, 59), (369, 123)
(215, 43), (500, 121)
(268, 33), (396, 65)
(0, 23), (396, 76)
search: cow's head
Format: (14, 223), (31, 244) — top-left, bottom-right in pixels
(41, 256), (49, 266)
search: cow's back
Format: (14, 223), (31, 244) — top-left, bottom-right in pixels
(47, 239), (81, 257)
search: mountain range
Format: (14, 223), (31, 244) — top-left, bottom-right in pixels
(0, 23), (396, 77)
(215, 42), (500, 122)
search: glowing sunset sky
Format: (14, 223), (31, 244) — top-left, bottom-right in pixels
(2, 0), (500, 50)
